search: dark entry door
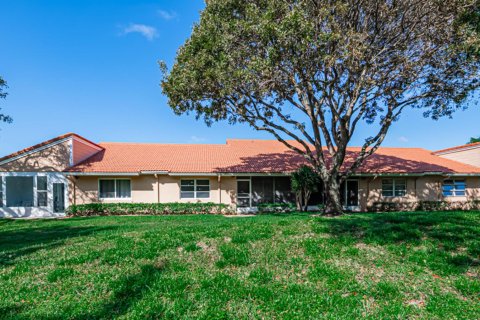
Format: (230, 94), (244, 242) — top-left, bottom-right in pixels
(53, 183), (65, 213)
(345, 180), (359, 207)
(340, 180), (359, 207)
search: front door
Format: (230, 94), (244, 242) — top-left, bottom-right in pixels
(237, 179), (251, 208)
(341, 180), (359, 208)
(53, 183), (65, 213)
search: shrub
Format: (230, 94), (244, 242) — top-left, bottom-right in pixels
(257, 202), (296, 213)
(291, 165), (320, 211)
(66, 202), (235, 217)
(368, 200), (480, 212)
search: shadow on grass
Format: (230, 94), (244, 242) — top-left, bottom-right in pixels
(319, 212), (480, 272)
(0, 224), (115, 266)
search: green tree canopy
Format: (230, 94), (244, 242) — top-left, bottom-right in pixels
(162, 0), (480, 214)
(0, 76), (12, 124)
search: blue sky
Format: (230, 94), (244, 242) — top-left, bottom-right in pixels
(0, 0), (479, 156)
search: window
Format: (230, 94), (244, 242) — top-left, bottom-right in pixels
(0, 176), (3, 207)
(180, 179), (210, 199)
(382, 179), (407, 197)
(99, 179), (131, 199)
(37, 176), (48, 207)
(6, 176), (34, 207)
(442, 180), (466, 197)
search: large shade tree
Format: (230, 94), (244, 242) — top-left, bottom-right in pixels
(0, 76), (12, 124)
(162, 0), (480, 214)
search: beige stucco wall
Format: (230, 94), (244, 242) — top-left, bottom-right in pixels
(360, 176), (480, 210)
(0, 140), (71, 172)
(70, 174), (480, 211)
(437, 148), (480, 168)
(71, 175), (237, 206)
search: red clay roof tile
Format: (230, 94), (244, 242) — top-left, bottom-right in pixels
(65, 139), (480, 175)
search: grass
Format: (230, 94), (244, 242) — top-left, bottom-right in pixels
(0, 211), (479, 319)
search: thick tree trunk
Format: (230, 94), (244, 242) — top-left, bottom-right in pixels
(323, 179), (344, 216)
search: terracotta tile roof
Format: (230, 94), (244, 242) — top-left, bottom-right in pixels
(65, 139), (480, 175)
(434, 141), (480, 155)
(0, 133), (103, 163)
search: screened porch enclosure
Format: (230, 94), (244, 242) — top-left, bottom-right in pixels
(236, 176), (359, 209)
(236, 176), (295, 207)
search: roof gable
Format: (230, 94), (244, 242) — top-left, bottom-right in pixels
(0, 133), (103, 168)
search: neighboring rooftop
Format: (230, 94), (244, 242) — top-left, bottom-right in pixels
(434, 141), (480, 155)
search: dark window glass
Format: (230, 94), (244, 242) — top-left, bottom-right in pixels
(37, 192), (48, 207)
(181, 180), (209, 198)
(37, 176), (48, 206)
(116, 180), (131, 198)
(53, 183), (65, 213)
(37, 176), (47, 191)
(6, 176), (34, 207)
(99, 180), (115, 198)
(181, 180), (195, 198)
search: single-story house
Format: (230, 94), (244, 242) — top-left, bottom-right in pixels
(0, 133), (479, 218)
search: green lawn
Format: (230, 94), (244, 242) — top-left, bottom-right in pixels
(0, 212), (479, 319)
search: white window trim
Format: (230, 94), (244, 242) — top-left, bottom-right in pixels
(98, 179), (132, 200)
(180, 179), (211, 199)
(382, 179), (407, 198)
(442, 179), (466, 197)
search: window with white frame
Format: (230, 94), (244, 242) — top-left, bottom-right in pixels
(6, 176), (34, 207)
(180, 179), (210, 199)
(99, 179), (131, 199)
(37, 176), (48, 207)
(442, 180), (466, 197)
(382, 179), (407, 197)
(0, 176), (3, 207)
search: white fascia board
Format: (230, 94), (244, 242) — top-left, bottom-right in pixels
(63, 172), (140, 176)
(220, 172), (291, 177)
(351, 172), (480, 177)
(167, 172), (292, 177)
(434, 145), (480, 155)
(168, 173), (220, 177)
(140, 171), (169, 175)
(0, 137), (72, 166)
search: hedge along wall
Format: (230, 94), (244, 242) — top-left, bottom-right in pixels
(66, 202), (235, 217)
(368, 200), (480, 212)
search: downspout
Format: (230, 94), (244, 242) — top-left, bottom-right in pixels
(155, 174), (160, 203)
(73, 176), (77, 205)
(218, 175), (222, 204)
